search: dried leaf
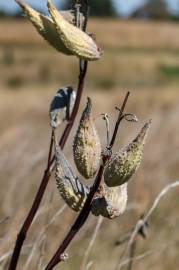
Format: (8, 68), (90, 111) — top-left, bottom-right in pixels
(49, 87), (76, 128)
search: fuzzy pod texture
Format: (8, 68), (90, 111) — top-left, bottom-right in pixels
(73, 98), (101, 179)
(49, 86), (76, 128)
(104, 120), (152, 187)
(55, 146), (89, 212)
(15, 0), (78, 55)
(91, 183), (128, 219)
(47, 0), (102, 61)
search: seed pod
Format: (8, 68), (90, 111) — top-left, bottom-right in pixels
(73, 98), (101, 179)
(49, 87), (76, 128)
(15, 0), (76, 55)
(47, 0), (102, 61)
(60, 10), (84, 26)
(55, 145), (89, 212)
(104, 120), (152, 187)
(91, 183), (128, 219)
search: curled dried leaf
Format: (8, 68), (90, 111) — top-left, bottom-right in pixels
(49, 87), (76, 128)
(47, 0), (102, 61)
(55, 145), (89, 212)
(73, 98), (101, 179)
(91, 183), (128, 219)
(104, 120), (152, 187)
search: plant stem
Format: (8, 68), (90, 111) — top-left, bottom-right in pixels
(44, 92), (130, 270)
(127, 241), (137, 270)
(47, 130), (55, 169)
(110, 91), (130, 148)
(8, 61), (88, 270)
(8, 2), (90, 268)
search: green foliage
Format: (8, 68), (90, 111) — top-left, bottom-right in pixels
(87, 0), (116, 17)
(2, 48), (15, 66)
(131, 0), (173, 20)
(0, 10), (6, 18)
(6, 75), (23, 89)
(159, 64), (179, 79)
(146, 0), (170, 19)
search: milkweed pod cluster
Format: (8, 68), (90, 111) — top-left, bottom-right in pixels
(55, 145), (89, 212)
(15, 0), (74, 55)
(104, 120), (152, 187)
(47, 0), (102, 60)
(73, 98), (101, 179)
(49, 87), (76, 128)
(91, 183), (128, 219)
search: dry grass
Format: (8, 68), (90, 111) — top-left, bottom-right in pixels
(1, 19), (179, 92)
(1, 19), (179, 50)
(0, 18), (179, 270)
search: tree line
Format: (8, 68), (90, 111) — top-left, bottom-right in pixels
(0, 0), (179, 20)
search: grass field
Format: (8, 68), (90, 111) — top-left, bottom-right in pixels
(0, 18), (179, 270)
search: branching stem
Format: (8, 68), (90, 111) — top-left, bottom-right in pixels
(44, 91), (130, 270)
(110, 91), (130, 148)
(8, 3), (88, 269)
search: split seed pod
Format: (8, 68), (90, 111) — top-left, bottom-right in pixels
(73, 98), (101, 179)
(91, 183), (128, 219)
(47, 0), (102, 61)
(15, 0), (81, 55)
(55, 145), (89, 212)
(49, 87), (76, 128)
(104, 120), (152, 187)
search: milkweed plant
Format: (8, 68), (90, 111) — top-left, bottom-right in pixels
(9, 1), (152, 270)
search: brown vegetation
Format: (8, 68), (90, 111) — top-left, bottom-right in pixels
(0, 19), (179, 270)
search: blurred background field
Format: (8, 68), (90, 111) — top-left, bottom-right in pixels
(0, 3), (179, 270)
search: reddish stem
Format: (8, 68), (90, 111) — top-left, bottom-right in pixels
(8, 60), (88, 270)
(44, 92), (130, 270)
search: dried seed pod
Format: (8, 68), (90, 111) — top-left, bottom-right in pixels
(104, 120), (152, 187)
(55, 145), (89, 212)
(73, 98), (101, 179)
(49, 87), (76, 128)
(91, 183), (128, 219)
(47, 0), (102, 61)
(15, 0), (77, 55)
(60, 10), (84, 26)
